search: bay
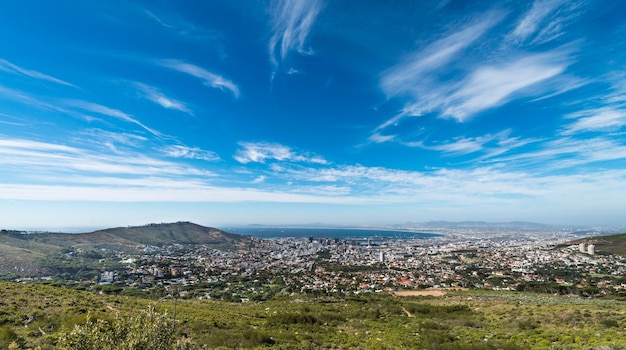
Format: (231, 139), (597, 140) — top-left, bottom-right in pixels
(223, 227), (442, 240)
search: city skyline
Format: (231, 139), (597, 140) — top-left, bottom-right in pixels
(1, 1), (626, 229)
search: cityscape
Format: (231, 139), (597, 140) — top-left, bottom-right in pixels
(12, 225), (624, 301)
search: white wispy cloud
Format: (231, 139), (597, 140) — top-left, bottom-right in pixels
(162, 145), (220, 161)
(1, 137), (625, 223)
(509, 0), (564, 43)
(144, 9), (173, 28)
(562, 107), (626, 135)
(442, 50), (570, 121)
(0, 112), (29, 126)
(508, 0), (584, 45)
(483, 136), (626, 171)
(157, 59), (239, 98)
(380, 12), (503, 99)
(376, 44), (575, 137)
(368, 133), (397, 144)
(0, 85), (69, 112)
(0, 120), (25, 126)
(374, 6), (585, 145)
(404, 130), (526, 156)
(79, 129), (148, 153)
(64, 100), (163, 137)
(0, 136), (210, 178)
(143, 7), (225, 54)
(234, 142), (327, 164)
(0, 58), (76, 87)
(133, 82), (193, 114)
(561, 77), (626, 135)
(0, 183), (366, 204)
(264, 161), (626, 223)
(252, 175), (267, 184)
(268, 0), (323, 75)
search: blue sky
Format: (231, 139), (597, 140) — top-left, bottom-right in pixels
(1, 0), (626, 230)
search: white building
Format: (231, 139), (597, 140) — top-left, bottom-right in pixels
(587, 244), (595, 256)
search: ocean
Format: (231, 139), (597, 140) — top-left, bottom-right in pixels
(222, 227), (443, 240)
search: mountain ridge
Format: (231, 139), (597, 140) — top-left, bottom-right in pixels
(0, 222), (250, 276)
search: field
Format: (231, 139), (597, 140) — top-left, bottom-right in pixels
(1, 282), (625, 349)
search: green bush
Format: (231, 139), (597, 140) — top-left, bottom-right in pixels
(599, 318), (619, 328)
(57, 306), (202, 350)
(266, 312), (320, 326)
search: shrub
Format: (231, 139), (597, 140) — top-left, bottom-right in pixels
(57, 306), (202, 350)
(266, 312), (320, 326)
(599, 318), (619, 328)
(0, 325), (24, 349)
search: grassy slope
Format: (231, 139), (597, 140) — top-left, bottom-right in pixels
(1, 282), (625, 349)
(0, 234), (61, 276)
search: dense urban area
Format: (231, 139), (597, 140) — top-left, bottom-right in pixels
(14, 227), (626, 301)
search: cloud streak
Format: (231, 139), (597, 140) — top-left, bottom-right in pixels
(482, 136), (626, 171)
(404, 130), (533, 158)
(0, 58), (76, 87)
(64, 100), (163, 137)
(133, 82), (193, 114)
(0, 136), (211, 180)
(442, 50), (570, 121)
(157, 59), (239, 98)
(162, 145), (220, 161)
(383, 41), (573, 124)
(562, 107), (626, 135)
(380, 12), (503, 99)
(234, 142), (327, 164)
(508, 0), (584, 45)
(268, 0), (323, 75)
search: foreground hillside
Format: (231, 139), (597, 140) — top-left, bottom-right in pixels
(0, 281), (625, 349)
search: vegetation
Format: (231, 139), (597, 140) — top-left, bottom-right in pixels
(57, 306), (200, 350)
(1, 281), (625, 349)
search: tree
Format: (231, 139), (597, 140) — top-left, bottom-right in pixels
(57, 306), (202, 350)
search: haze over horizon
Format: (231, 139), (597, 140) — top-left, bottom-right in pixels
(2, 1), (626, 230)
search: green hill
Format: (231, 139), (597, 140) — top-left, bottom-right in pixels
(95, 221), (245, 246)
(0, 222), (250, 277)
(571, 232), (626, 256)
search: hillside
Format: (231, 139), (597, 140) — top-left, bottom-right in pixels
(0, 222), (250, 277)
(90, 221), (246, 246)
(1, 281), (625, 349)
(570, 232), (626, 256)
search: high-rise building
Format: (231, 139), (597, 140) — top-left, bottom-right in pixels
(587, 244), (595, 256)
